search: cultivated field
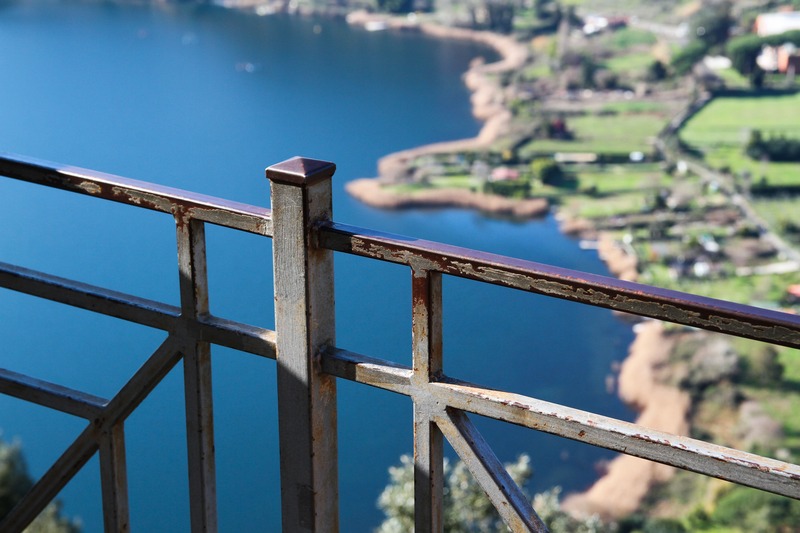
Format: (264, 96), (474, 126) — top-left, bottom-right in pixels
(680, 93), (800, 185)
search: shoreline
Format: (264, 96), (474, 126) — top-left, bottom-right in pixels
(234, 4), (691, 521)
(562, 219), (692, 518)
(562, 320), (691, 519)
(345, 178), (550, 218)
(343, 11), (535, 215)
(346, 11), (688, 519)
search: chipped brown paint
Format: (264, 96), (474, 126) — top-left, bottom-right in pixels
(77, 181), (102, 195)
(1, 153), (273, 237)
(5, 152), (800, 530)
(319, 221), (800, 349)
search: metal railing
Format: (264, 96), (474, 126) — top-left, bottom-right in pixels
(0, 153), (798, 532)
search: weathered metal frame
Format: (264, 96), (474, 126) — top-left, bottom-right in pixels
(0, 153), (798, 533)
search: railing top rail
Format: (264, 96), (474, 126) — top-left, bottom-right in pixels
(3, 153), (800, 532)
(0, 153), (272, 236)
(320, 221), (800, 349)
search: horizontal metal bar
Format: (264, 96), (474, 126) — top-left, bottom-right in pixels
(0, 153), (272, 236)
(432, 379), (800, 500)
(322, 348), (412, 396)
(0, 262), (276, 358)
(319, 222), (800, 349)
(198, 316), (277, 360)
(321, 349), (800, 499)
(0, 261), (181, 329)
(0, 368), (107, 420)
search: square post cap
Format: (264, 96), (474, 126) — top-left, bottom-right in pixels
(266, 157), (336, 187)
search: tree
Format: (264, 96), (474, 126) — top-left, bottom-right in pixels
(691, 1), (733, 49)
(727, 29), (800, 78)
(671, 41), (708, 75)
(711, 486), (800, 532)
(0, 439), (79, 533)
(377, 0), (413, 14)
(741, 345), (784, 386)
(746, 129), (800, 162)
(646, 60), (668, 82)
(486, 0), (515, 34)
(727, 33), (764, 76)
(531, 158), (570, 186)
(377, 454), (613, 532)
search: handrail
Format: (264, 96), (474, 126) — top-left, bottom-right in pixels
(0, 153), (797, 533)
(0, 153), (272, 236)
(319, 221), (800, 348)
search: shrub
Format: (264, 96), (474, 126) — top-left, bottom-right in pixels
(741, 345), (784, 386)
(376, 454), (615, 532)
(746, 129), (800, 162)
(712, 486), (800, 531)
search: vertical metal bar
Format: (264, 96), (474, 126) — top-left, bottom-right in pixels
(99, 422), (130, 533)
(267, 157), (339, 532)
(176, 213), (217, 533)
(412, 269), (444, 532)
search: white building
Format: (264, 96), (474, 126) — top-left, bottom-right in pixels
(754, 11), (800, 37)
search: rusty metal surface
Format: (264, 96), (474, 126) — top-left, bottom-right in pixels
(176, 215), (218, 532)
(3, 152), (800, 533)
(437, 408), (548, 532)
(266, 156), (336, 187)
(267, 158), (339, 532)
(99, 423), (130, 533)
(321, 346), (800, 500)
(411, 269), (444, 531)
(0, 368), (106, 420)
(0, 261), (277, 359)
(0, 338), (183, 532)
(0, 153), (273, 236)
(433, 380), (800, 499)
(319, 221), (800, 348)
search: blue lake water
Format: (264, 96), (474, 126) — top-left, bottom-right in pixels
(0, 2), (634, 531)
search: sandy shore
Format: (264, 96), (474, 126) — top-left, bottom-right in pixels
(597, 233), (639, 282)
(344, 11), (533, 212)
(345, 15), (690, 517)
(346, 177), (549, 217)
(560, 216), (690, 518)
(563, 321), (691, 520)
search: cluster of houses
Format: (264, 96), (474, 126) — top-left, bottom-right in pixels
(581, 14), (628, 36)
(755, 9), (800, 75)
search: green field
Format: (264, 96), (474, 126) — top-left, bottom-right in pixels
(605, 51), (655, 76)
(385, 173), (479, 195)
(680, 93), (800, 184)
(520, 112), (665, 155)
(560, 163), (669, 217)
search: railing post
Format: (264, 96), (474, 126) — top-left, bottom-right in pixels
(176, 214), (217, 533)
(412, 270), (444, 532)
(267, 157), (338, 532)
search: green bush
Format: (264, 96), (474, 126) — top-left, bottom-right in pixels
(671, 41), (708, 75)
(377, 454), (614, 533)
(484, 179), (531, 198)
(741, 344), (784, 386)
(712, 486), (800, 532)
(746, 129), (800, 162)
(0, 438), (79, 532)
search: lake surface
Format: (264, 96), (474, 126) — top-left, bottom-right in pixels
(0, 2), (634, 531)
